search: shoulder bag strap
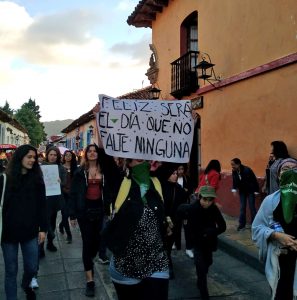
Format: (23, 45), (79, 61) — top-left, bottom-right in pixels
(1, 173), (6, 208)
(151, 177), (163, 201)
(114, 177), (132, 214)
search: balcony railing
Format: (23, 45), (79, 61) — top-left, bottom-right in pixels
(170, 51), (199, 99)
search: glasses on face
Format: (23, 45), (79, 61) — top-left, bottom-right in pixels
(64, 153), (72, 157)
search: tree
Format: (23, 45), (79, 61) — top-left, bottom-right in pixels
(15, 107), (44, 147)
(17, 98), (47, 141)
(14, 99), (47, 146)
(1, 101), (14, 116)
(22, 98), (41, 120)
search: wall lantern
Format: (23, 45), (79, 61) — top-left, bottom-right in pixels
(148, 86), (161, 100)
(195, 53), (221, 88)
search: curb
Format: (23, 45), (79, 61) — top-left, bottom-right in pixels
(218, 235), (265, 274)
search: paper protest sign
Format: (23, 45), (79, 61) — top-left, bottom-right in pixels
(97, 94), (194, 163)
(41, 164), (61, 196)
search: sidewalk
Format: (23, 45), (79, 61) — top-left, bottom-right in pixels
(0, 214), (264, 299)
(219, 214), (264, 274)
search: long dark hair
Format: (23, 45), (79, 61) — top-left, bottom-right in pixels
(45, 146), (62, 164)
(82, 144), (103, 170)
(271, 141), (289, 159)
(62, 150), (78, 177)
(6, 144), (43, 188)
(204, 159), (221, 174)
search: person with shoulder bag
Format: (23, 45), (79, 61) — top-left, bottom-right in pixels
(1, 145), (47, 300)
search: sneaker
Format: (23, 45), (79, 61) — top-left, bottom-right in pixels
(46, 242), (58, 252)
(98, 254), (109, 264)
(185, 249), (194, 259)
(29, 277), (39, 289)
(237, 225), (245, 231)
(85, 281), (95, 297)
(24, 287), (36, 300)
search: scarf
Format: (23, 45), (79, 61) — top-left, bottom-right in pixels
(279, 169), (297, 224)
(131, 161), (151, 204)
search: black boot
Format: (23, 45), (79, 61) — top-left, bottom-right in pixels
(85, 281), (95, 297)
(47, 241), (57, 252)
(24, 287), (36, 300)
(58, 222), (64, 234)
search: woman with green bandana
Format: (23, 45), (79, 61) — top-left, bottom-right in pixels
(107, 159), (169, 300)
(252, 158), (297, 300)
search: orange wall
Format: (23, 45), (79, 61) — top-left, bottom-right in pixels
(197, 63), (297, 176)
(152, 0), (297, 98)
(150, 0), (297, 177)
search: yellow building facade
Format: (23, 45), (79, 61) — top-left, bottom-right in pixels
(128, 0), (297, 216)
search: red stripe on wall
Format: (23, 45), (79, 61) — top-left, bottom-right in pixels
(196, 52), (297, 95)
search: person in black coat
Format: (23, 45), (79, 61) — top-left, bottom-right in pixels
(157, 162), (188, 279)
(0, 145), (47, 300)
(178, 185), (226, 300)
(231, 158), (259, 231)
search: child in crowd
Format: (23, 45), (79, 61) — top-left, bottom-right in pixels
(178, 185), (226, 300)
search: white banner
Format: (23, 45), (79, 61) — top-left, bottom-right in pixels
(97, 94), (194, 163)
(41, 165), (61, 196)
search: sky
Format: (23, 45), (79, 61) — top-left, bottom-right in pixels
(0, 0), (151, 121)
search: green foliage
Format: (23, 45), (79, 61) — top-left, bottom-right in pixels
(1, 101), (14, 116)
(14, 98), (47, 146)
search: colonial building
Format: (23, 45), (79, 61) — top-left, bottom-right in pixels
(0, 109), (29, 146)
(127, 0), (297, 216)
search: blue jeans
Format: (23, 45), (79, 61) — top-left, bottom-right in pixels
(1, 237), (39, 300)
(239, 192), (257, 227)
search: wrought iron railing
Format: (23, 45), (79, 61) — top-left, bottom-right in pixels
(170, 51), (199, 99)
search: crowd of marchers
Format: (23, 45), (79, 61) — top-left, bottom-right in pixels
(0, 138), (296, 300)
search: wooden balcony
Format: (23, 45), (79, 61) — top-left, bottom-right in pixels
(170, 51), (199, 99)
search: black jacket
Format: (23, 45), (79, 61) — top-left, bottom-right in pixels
(1, 173), (47, 243)
(103, 178), (166, 256)
(162, 181), (188, 222)
(178, 200), (226, 251)
(232, 164), (259, 194)
(69, 151), (122, 219)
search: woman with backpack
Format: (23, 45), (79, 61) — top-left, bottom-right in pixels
(104, 158), (170, 300)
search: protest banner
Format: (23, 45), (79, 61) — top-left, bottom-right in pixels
(41, 164), (61, 196)
(97, 94), (194, 163)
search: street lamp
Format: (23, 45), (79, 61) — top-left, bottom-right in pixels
(148, 86), (161, 100)
(195, 52), (221, 88)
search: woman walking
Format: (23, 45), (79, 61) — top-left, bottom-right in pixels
(41, 146), (66, 254)
(106, 159), (170, 300)
(58, 150), (77, 243)
(0, 144), (47, 300)
(69, 144), (106, 297)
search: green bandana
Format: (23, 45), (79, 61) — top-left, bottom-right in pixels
(131, 161), (151, 203)
(279, 169), (297, 224)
